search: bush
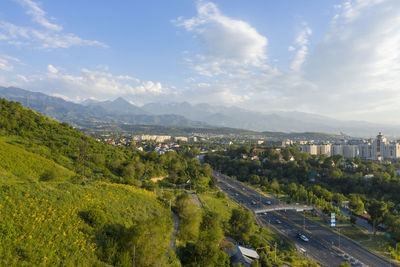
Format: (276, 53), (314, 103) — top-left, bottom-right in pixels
(82, 207), (107, 228)
(39, 168), (60, 181)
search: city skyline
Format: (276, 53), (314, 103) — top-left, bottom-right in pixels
(1, 0), (400, 125)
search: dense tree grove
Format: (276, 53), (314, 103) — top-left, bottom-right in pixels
(205, 145), (400, 241)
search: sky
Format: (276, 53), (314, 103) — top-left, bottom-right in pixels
(1, 0), (400, 124)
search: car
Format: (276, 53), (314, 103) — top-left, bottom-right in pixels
(275, 219), (282, 224)
(297, 233), (309, 242)
(299, 247), (307, 254)
(300, 235), (309, 242)
(266, 200), (272, 205)
(252, 200), (257, 205)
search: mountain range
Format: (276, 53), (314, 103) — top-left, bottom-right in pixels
(1, 86), (400, 137)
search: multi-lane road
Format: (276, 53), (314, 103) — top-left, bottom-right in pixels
(214, 171), (395, 267)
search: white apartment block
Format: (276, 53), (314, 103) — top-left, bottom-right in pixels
(302, 144), (318, 155)
(301, 133), (400, 161)
(317, 144), (331, 156)
(140, 135), (171, 142)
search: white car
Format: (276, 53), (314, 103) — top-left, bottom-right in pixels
(300, 235), (309, 242)
(297, 233), (309, 242)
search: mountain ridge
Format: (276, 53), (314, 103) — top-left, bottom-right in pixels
(1, 86), (400, 137)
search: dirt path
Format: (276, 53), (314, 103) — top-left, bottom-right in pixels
(171, 211), (180, 251)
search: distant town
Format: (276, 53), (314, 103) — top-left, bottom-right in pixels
(94, 132), (400, 162)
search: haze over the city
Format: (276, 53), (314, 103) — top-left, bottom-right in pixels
(1, 0), (400, 125)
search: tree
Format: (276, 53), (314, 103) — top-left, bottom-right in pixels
(175, 193), (201, 243)
(349, 194), (364, 215)
(181, 212), (229, 267)
(270, 179), (280, 193)
(229, 208), (255, 243)
(287, 183), (298, 198)
(250, 174), (261, 185)
(122, 218), (170, 267)
(367, 200), (388, 234)
(331, 169), (343, 179)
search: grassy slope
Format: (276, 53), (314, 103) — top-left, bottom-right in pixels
(0, 181), (172, 266)
(0, 140), (75, 182)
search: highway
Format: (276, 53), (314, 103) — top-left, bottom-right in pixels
(214, 171), (394, 267)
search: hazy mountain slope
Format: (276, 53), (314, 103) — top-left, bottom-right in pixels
(0, 87), (210, 128)
(2, 86), (400, 136)
(86, 96), (149, 115)
(142, 102), (400, 137)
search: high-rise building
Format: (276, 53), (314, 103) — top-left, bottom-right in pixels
(301, 133), (400, 161)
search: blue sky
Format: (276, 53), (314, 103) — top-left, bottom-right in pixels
(1, 0), (400, 124)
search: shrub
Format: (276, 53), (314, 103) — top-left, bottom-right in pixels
(81, 207), (107, 228)
(39, 168), (60, 181)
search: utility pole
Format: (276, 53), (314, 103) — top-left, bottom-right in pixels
(303, 212), (306, 230)
(274, 242), (277, 262)
(132, 245), (135, 267)
(338, 228), (341, 249)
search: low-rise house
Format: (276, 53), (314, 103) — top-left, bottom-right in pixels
(230, 245), (259, 267)
(364, 174), (374, 180)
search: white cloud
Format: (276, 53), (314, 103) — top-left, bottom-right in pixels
(290, 26), (312, 72)
(0, 58), (13, 71)
(16, 0), (62, 31)
(173, 1), (268, 76)
(0, 0), (106, 49)
(171, 0), (400, 124)
(51, 93), (82, 103)
(20, 67), (168, 102)
(0, 54), (21, 71)
(47, 64), (58, 74)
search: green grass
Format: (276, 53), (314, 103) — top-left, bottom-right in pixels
(0, 181), (172, 266)
(197, 192), (240, 222)
(341, 226), (370, 242)
(0, 140), (75, 182)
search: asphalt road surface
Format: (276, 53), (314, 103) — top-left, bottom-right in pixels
(214, 171), (394, 267)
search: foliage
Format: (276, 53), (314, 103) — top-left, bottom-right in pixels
(0, 181), (172, 266)
(229, 208), (255, 243)
(174, 193), (201, 243)
(0, 140), (74, 182)
(205, 145), (400, 241)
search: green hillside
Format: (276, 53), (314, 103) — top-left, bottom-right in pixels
(0, 139), (75, 182)
(0, 98), (212, 266)
(0, 181), (172, 266)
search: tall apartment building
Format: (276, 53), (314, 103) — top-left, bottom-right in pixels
(302, 144), (318, 155)
(301, 133), (400, 161)
(317, 144), (331, 156)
